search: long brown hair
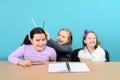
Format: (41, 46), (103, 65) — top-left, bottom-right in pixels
(82, 30), (99, 49)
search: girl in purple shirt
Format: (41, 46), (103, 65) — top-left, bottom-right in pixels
(8, 27), (56, 67)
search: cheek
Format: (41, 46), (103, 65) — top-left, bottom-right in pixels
(42, 42), (46, 45)
(66, 38), (69, 42)
(67, 39), (70, 43)
(39, 41), (46, 46)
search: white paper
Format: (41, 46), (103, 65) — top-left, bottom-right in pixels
(69, 63), (90, 72)
(48, 63), (90, 72)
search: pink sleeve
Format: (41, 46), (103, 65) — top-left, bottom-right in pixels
(50, 49), (56, 61)
(8, 45), (25, 64)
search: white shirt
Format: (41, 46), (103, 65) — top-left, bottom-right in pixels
(78, 46), (106, 62)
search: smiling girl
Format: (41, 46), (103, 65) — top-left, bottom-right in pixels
(46, 28), (72, 61)
(78, 30), (106, 62)
(8, 27), (56, 67)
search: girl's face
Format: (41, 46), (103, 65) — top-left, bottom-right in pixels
(84, 33), (97, 48)
(30, 33), (46, 52)
(57, 30), (69, 45)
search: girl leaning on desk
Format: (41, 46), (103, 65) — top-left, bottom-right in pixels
(78, 30), (107, 62)
(8, 27), (56, 67)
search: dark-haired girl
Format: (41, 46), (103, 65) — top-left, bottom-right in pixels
(8, 27), (56, 67)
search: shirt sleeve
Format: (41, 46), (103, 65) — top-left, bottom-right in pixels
(49, 48), (57, 61)
(47, 39), (72, 53)
(8, 45), (25, 64)
(78, 50), (85, 58)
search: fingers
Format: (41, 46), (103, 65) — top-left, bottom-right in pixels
(23, 63), (32, 67)
(45, 31), (50, 40)
(18, 60), (32, 67)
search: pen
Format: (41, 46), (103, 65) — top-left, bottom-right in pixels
(66, 61), (71, 72)
(31, 61), (46, 66)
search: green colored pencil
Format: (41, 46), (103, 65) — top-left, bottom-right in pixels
(42, 21), (45, 29)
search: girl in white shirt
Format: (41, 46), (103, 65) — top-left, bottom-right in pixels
(78, 30), (106, 62)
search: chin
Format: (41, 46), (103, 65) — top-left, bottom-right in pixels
(59, 43), (63, 45)
(37, 48), (44, 51)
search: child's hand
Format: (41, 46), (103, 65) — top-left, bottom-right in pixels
(18, 60), (32, 67)
(45, 32), (50, 40)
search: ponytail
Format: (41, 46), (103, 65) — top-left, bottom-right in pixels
(21, 34), (31, 45)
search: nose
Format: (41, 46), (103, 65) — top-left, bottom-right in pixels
(38, 41), (44, 44)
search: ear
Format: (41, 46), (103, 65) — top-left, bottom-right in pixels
(30, 38), (33, 44)
(84, 40), (86, 44)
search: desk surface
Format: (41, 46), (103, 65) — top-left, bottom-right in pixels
(0, 61), (120, 80)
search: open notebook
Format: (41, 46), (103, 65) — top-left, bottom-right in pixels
(48, 62), (90, 72)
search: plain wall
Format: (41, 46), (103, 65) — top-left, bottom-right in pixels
(0, 0), (120, 61)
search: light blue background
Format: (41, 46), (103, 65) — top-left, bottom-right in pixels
(0, 0), (120, 61)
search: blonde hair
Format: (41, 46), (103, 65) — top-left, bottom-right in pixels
(58, 28), (73, 45)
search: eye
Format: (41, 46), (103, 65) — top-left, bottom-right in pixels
(62, 36), (65, 38)
(42, 38), (46, 41)
(36, 39), (40, 42)
(88, 38), (91, 39)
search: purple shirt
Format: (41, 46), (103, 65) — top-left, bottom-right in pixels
(8, 44), (56, 64)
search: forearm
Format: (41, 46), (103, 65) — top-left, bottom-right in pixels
(47, 39), (72, 53)
(8, 55), (21, 65)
